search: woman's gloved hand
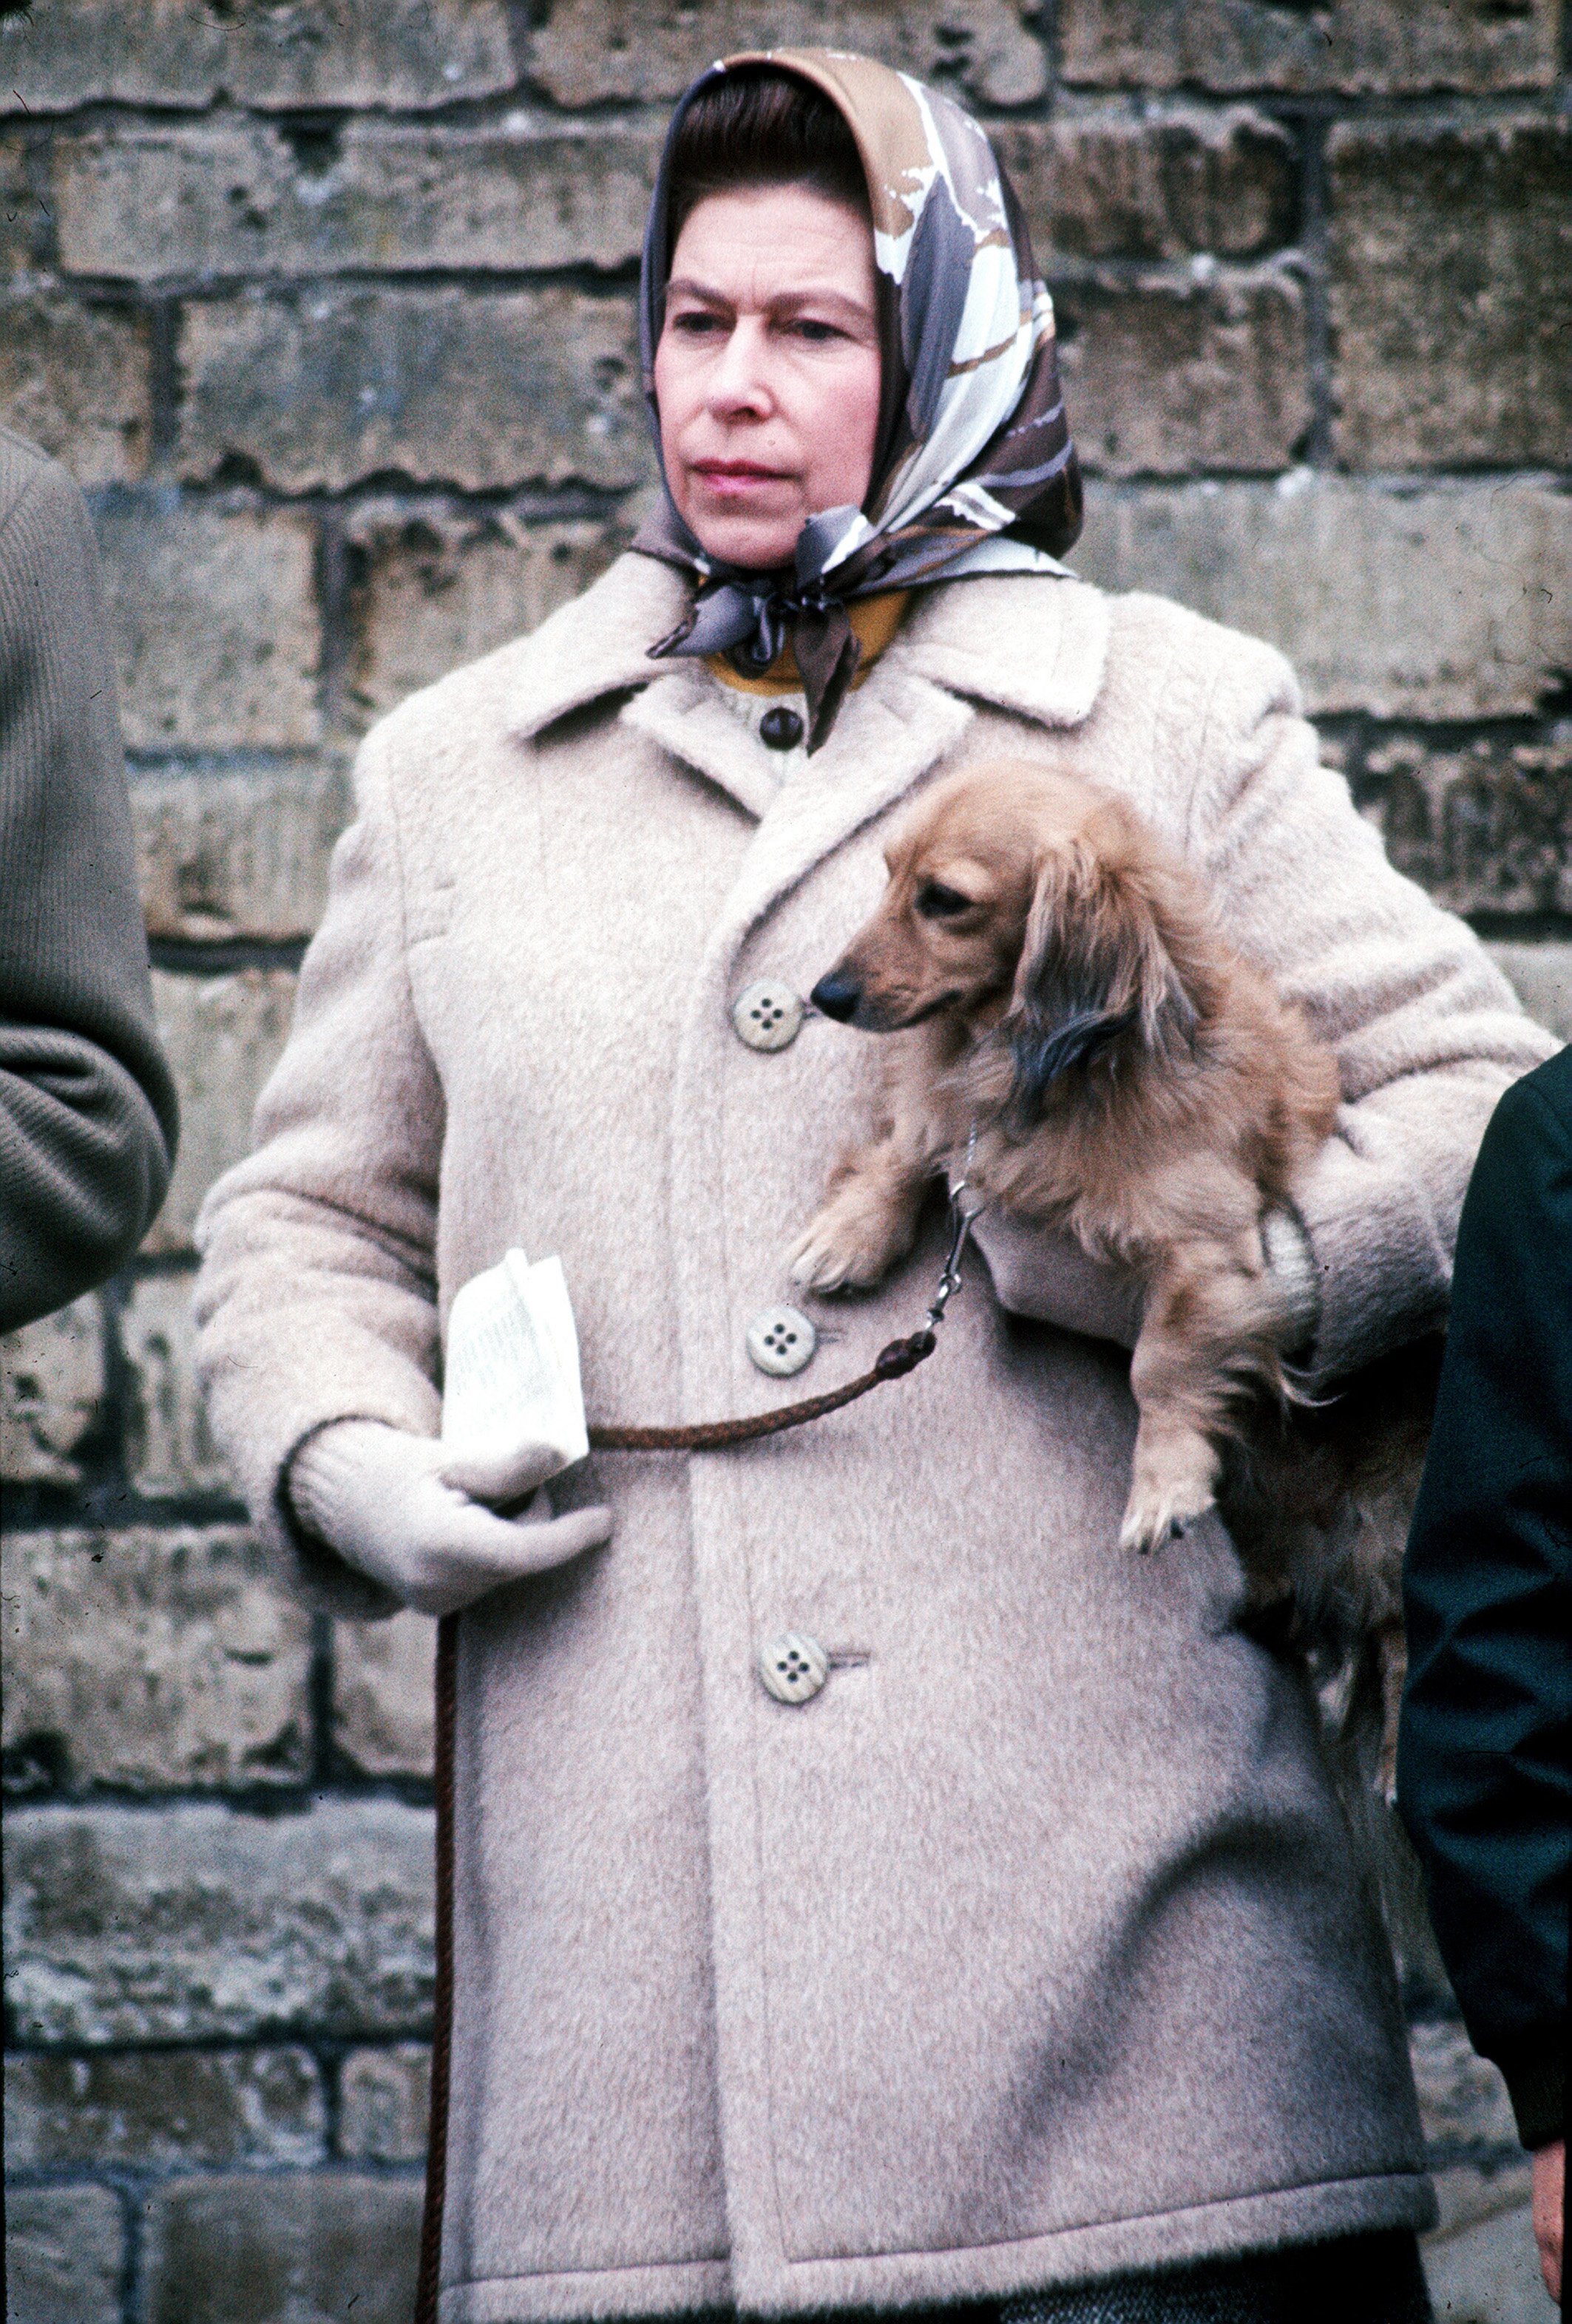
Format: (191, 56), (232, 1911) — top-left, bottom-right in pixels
(286, 1420), (613, 1617)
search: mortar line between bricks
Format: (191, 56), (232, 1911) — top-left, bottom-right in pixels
(1034, 0), (1062, 106)
(25, 83), (1563, 142)
(503, 0), (544, 85)
(316, 501), (354, 735)
(1, 1482), (252, 1526)
(63, 264), (644, 298)
(1289, 107), (1334, 468)
(320, 2037), (348, 2162)
(18, 120), (55, 271)
(124, 746), (349, 769)
(7, 76), (1567, 157)
(1051, 253), (1310, 286)
(5, 2030), (435, 2063)
(1, 2152), (430, 2177)
(89, 477), (642, 519)
(1462, 912), (1572, 943)
(310, 1610), (339, 1789)
(3, 1776), (437, 1813)
(123, 1247), (217, 1277)
(145, 296), (179, 464)
(1080, 465), (1571, 496)
(81, 466), (1564, 523)
(1054, 84), (1565, 121)
(121, 2173), (146, 2324)
(147, 936), (308, 973)
(52, 1268), (139, 1523)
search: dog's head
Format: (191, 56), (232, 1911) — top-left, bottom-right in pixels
(811, 761), (1201, 1118)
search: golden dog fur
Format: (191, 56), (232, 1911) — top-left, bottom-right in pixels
(792, 759), (1425, 1787)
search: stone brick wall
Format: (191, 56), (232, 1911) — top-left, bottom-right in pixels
(2, 4), (1568, 2320)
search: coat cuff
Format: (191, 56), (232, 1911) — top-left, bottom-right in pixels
(1260, 1206), (1319, 1362)
(1290, 1137), (1449, 1387)
(268, 1412), (416, 1620)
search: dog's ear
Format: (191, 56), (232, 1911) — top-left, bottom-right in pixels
(1005, 810), (1196, 1118)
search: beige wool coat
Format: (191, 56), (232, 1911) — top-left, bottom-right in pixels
(195, 554), (1555, 2324)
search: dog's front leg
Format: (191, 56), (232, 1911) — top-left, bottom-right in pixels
(787, 1133), (930, 1292)
(1120, 1244), (1277, 1552)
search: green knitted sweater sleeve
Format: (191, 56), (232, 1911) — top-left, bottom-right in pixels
(0, 427), (177, 1328)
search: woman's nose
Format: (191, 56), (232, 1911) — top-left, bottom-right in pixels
(705, 320), (775, 416)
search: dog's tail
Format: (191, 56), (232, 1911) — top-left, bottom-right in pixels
(1320, 1636), (1437, 1968)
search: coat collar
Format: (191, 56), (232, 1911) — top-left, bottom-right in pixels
(504, 551), (1111, 747)
(625, 657), (976, 949)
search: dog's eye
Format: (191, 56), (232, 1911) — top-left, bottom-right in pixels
(915, 880), (975, 920)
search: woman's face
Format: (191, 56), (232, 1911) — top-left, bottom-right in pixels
(653, 183), (882, 571)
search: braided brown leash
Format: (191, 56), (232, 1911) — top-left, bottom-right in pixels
(413, 1609), (457, 2324)
(589, 1175), (979, 1453)
(587, 1325), (938, 1450)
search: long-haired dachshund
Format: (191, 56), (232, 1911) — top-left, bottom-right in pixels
(790, 759), (1430, 1791)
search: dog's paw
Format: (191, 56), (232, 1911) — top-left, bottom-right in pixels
(787, 1195), (907, 1293)
(1119, 1452), (1218, 1555)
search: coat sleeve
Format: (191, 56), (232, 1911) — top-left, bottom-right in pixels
(0, 442), (178, 1330)
(1395, 1055), (1571, 2155)
(193, 721), (445, 1613)
(1185, 629), (1559, 1384)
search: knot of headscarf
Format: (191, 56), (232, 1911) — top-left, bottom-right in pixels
(634, 47), (1083, 752)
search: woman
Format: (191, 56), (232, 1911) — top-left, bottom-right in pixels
(194, 52), (1555, 2324)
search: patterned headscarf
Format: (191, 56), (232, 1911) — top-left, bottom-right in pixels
(634, 47), (1083, 751)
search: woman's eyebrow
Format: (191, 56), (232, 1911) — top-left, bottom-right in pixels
(768, 288), (875, 322)
(664, 275), (730, 305)
(664, 276), (873, 323)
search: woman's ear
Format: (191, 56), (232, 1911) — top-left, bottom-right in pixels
(1004, 817), (1195, 1119)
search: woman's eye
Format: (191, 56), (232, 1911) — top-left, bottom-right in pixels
(788, 319), (842, 344)
(671, 310), (724, 336)
(915, 881), (975, 920)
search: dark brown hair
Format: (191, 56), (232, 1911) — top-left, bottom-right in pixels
(666, 67), (870, 242)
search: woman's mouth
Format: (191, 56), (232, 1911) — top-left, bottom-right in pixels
(691, 460), (793, 498)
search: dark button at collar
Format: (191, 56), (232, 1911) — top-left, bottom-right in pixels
(759, 705), (804, 751)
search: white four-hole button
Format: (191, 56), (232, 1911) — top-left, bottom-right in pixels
(759, 1632), (828, 1704)
(731, 979), (804, 1052)
(746, 1305), (817, 1376)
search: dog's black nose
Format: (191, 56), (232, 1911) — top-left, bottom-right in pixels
(811, 969), (861, 1023)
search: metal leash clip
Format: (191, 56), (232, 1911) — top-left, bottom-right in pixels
(924, 1122), (984, 1333)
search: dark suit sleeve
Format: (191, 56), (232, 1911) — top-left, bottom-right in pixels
(1396, 1049), (1572, 2154)
(0, 439), (178, 1329)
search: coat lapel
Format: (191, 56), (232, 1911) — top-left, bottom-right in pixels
(625, 659), (975, 955)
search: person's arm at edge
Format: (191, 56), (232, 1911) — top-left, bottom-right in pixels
(1395, 1056), (1571, 2302)
(0, 437), (177, 1329)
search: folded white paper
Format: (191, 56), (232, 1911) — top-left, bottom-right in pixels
(441, 1249), (589, 1475)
